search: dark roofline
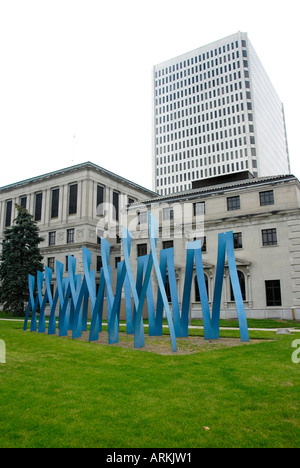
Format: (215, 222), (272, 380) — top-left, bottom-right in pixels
(0, 161), (157, 197)
(131, 174), (299, 207)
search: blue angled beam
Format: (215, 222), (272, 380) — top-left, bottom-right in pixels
(122, 227), (146, 349)
(56, 261), (71, 337)
(225, 231), (249, 342)
(89, 268), (106, 341)
(148, 212), (177, 353)
(23, 274), (36, 331)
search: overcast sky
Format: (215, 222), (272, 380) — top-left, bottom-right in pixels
(0, 0), (299, 190)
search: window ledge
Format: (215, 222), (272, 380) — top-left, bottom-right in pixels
(261, 244), (278, 248)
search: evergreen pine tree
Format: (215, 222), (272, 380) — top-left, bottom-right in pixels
(0, 204), (44, 316)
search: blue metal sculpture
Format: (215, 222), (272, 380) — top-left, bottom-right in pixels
(122, 226), (150, 349)
(148, 213), (177, 352)
(23, 214), (249, 351)
(210, 231), (249, 342)
(56, 261), (70, 337)
(23, 274), (36, 332)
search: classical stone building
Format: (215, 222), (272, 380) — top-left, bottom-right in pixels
(127, 171), (300, 320)
(1, 162), (299, 321)
(0, 161), (156, 298)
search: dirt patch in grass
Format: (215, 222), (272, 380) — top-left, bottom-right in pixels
(53, 329), (262, 355)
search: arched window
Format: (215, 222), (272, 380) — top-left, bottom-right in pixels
(230, 270), (246, 301)
(195, 274), (209, 302)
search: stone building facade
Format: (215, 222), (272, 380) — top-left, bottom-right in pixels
(1, 163), (299, 321)
(0, 161), (156, 299)
(127, 172), (300, 320)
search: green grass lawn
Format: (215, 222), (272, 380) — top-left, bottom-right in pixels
(0, 319), (299, 448)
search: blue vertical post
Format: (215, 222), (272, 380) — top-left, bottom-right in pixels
(225, 231), (249, 342)
(37, 271), (47, 333)
(48, 286), (59, 335)
(109, 260), (128, 344)
(42, 266), (55, 335)
(194, 244), (213, 340)
(23, 274), (36, 331)
(101, 238), (113, 327)
(138, 255), (157, 336)
(82, 247), (95, 333)
(148, 213), (177, 352)
(211, 233), (227, 339)
(124, 273), (134, 334)
(89, 269), (106, 341)
(122, 227), (146, 349)
(159, 248), (182, 337)
(179, 246), (194, 337)
(56, 261), (71, 337)
(82, 246), (104, 341)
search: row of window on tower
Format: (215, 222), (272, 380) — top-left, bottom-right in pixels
(155, 39), (247, 79)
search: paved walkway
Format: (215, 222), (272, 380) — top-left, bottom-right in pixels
(1, 317), (300, 332)
(178, 324), (300, 332)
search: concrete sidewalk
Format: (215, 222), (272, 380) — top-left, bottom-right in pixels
(1, 317), (300, 332)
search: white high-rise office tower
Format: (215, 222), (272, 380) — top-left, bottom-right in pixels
(153, 32), (290, 195)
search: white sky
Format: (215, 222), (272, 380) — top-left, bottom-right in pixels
(0, 0), (299, 190)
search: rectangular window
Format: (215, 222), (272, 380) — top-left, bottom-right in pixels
(5, 200), (12, 227)
(47, 257), (55, 271)
(20, 196), (27, 209)
(193, 201), (205, 216)
(51, 188), (59, 218)
(48, 231), (56, 246)
(138, 211), (148, 225)
(65, 255), (74, 272)
(259, 190), (274, 206)
(96, 185), (104, 216)
(69, 184), (78, 215)
(265, 280), (282, 306)
(165, 275), (172, 303)
(163, 207), (174, 220)
(97, 256), (102, 272)
(113, 191), (119, 221)
(262, 228), (277, 246)
(233, 232), (243, 249)
(227, 195), (240, 211)
(35, 193), (43, 221)
(163, 240), (174, 250)
(137, 243), (147, 257)
(115, 257), (121, 268)
(67, 228), (75, 244)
